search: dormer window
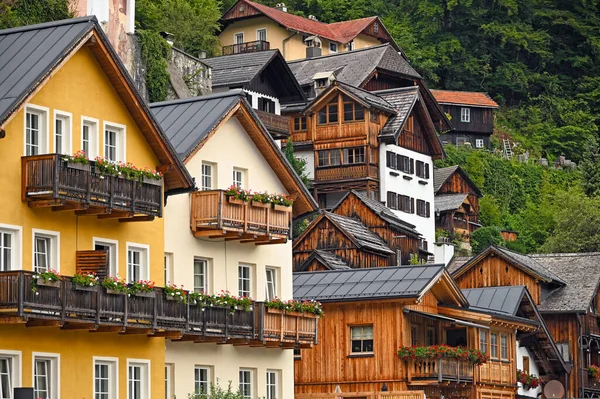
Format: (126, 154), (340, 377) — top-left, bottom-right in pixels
(318, 100), (338, 125)
(342, 96), (364, 122)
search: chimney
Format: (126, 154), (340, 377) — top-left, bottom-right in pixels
(275, 3), (287, 12)
(308, 15), (318, 21)
(198, 51), (207, 59)
(159, 31), (175, 46)
(306, 46), (322, 58)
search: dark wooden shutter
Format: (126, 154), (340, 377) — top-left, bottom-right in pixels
(387, 191), (395, 209)
(425, 163), (430, 179)
(76, 250), (108, 280)
(410, 197), (415, 213)
(396, 154), (402, 171)
(410, 158), (415, 174)
(426, 202), (431, 217)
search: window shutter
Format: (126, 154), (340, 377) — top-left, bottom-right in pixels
(258, 97), (264, 110)
(396, 154), (402, 171)
(397, 194), (403, 211)
(387, 192), (394, 209)
(410, 159), (415, 174)
(425, 164), (430, 179)
(426, 202), (430, 217)
(410, 198), (415, 213)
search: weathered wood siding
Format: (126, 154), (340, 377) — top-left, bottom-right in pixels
(437, 170), (480, 217)
(222, 2), (263, 20)
(362, 73), (415, 92)
(397, 113), (432, 156)
(441, 105), (493, 134)
(542, 313), (579, 398)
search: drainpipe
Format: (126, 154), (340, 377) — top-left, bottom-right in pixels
(282, 30), (298, 59)
(577, 314), (584, 398)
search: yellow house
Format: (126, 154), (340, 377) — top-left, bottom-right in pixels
(219, 0), (399, 61)
(0, 16), (193, 399)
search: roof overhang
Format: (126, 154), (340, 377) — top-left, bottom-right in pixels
(404, 309), (490, 330)
(437, 101), (499, 109)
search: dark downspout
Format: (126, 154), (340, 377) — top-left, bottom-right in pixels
(282, 30), (298, 59)
(577, 314), (584, 398)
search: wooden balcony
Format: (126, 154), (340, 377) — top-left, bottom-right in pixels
(190, 190), (291, 244)
(255, 109), (290, 139)
(407, 358), (474, 384)
(583, 369), (600, 392)
(316, 121), (365, 141)
(296, 392), (425, 399)
(22, 154), (162, 220)
(222, 40), (270, 55)
(290, 131), (309, 143)
(0, 271), (318, 348)
(585, 313), (600, 336)
(478, 360), (512, 385)
(315, 164), (378, 183)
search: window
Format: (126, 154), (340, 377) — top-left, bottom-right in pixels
(54, 111), (71, 155)
(233, 168), (245, 188)
(33, 354), (58, 399)
(256, 28), (267, 41)
(194, 258), (208, 293)
(266, 370), (279, 399)
(343, 147), (365, 164)
(329, 42), (337, 53)
(127, 244), (149, 283)
(33, 230), (59, 273)
(94, 238), (118, 277)
(239, 369), (253, 399)
(475, 139), (484, 148)
(94, 357), (117, 399)
(265, 268), (277, 301)
(194, 366), (211, 396)
(398, 155), (413, 174)
(347, 41), (354, 51)
(293, 117), (307, 131)
(201, 162), (215, 190)
(557, 342), (570, 362)
(104, 123), (125, 162)
(490, 333), (498, 359)
(165, 364), (173, 399)
(238, 263), (252, 297)
(127, 360), (149, 399)
(235, 33), (244, 44)
(25, 106), (48, 156)
(351, 325), (373, 353)
(317, 100), (338, 125)
(500, 333), (508, 360)
(416, 200), (430, 218)
(370, 112), (378, 123)
(398, 195), (413, 214)
(164, 253), (173, 286)
(258, 97), (276, 113)
(522, 356), (530, 374)
(426, 327), (435, 346)
(317, 150), (341, 167)
(386, 151), (397, 170)
(479, 331), (488, 354)
(416, 161), (430, 179)
(0, 352), (20, 399)
(342, 96), (365, 122)
(82, 118), (99, 159)
(373, 22), (379, 33)
(0, 225), (21, 272)
(387, 192), (398, 210)
(461, 107), (470, 123)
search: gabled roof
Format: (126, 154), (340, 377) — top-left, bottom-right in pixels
(202, 50), (304, 102)
(0, 17), (193, 193)
(452, 246), (566, 285)
(532, 253), (600, 313)
(302, 81), (396, 115)
(326, 212), (394, 255)
(376, 86), (419, 140)
(293, 264), (467, 304)
(435, 193), (468, 213)
(446, 256), (472, 274)
(150, 91), (318, 217)
(463, 286), (528, 317)
(221, 0), (396, 47)
(431, 89), (499, 108)
(296, 250), (350, 272)
(332, 190), (420, 237)
(433, 165), (483, 197)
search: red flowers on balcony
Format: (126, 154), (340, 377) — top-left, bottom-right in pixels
(517, 369), (541, 389)
(397, 344), (488, 365)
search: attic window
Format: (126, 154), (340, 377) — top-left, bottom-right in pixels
(373, 22), (379, 33)
(343, 96), (365, 122)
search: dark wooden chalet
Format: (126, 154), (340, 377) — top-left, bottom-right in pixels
(434, 166), (482, 242)
(431, 90), (499, 149)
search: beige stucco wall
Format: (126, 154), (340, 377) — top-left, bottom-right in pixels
(353, 33), (382, 50)
(165, 116), (295, 397)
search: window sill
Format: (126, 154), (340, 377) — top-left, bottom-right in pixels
(418, 180), (428, 185)
(389, 171), (399, 177)
(402, 175), (413, 181)
(347, 353), (374, 359)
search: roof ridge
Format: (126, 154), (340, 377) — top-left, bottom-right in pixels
(372, 86), (420, 95)
(0, 16), (96, 36)
(531, 252), (600, 257)
(431, 89), (493, 96)
(293, 263), (444, 275)
(287, 43), (391, 64)
(149, 90), (244, 107)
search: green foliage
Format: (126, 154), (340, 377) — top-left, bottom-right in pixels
(0, 0), (73, 29)
(478, 196), (502, 227)
(284, 140), (310, 187)
(188, 380), (248, 399)
(580, 137), (600, 197)
(471, 226), (504, 254)
(137, 30), (171, 103)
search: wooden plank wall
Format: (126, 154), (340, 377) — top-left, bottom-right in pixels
(362, 74), (414, 92)
(222, 1), (262, 20)
(437, 171), (480, 216)
(542, 313), (579, 398)
(442, 106), (493, 134)
(397, 114), (432, 155)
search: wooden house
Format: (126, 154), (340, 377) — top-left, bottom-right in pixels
(431, 90), (499, 149)
(293, 265), (548, 399)
(434, 166), (482, 243)
(448, 246), (600, 398)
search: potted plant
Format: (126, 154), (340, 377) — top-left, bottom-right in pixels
(264, 297), (323, 317)
(250, 191), (270, 208)
(225, 185), (250, 205)
(62, 150), (90, 172)
(101, 275), (129, 295)
(590, 364), (600, 380)
(270, 193), (293, 212)
(517, 369), (541, 390)
(164, 283), (187, 303)
(129, 279), (155, 297)
(141, 167), (163, 186)
(397, 345), (488, 365)
(31, 269), (61, 292)
(72, 272), (99, 291)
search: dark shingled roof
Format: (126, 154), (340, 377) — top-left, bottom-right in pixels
(293, 264), (445, 302)
(462, 286), (526, 317)
(434, 166), (459, 193)
(202, 50), (278, 88)
(532, 253), (600, 313)
(150, 90), (242, 160)
(288, 44), (421, 87)
(377, 87), (420, 139)
(446, 256), (472, 274)
(435, 193), (468, 212)
(326, 212), (394, 255)
(297, 250), (350, 271)
(336, 81), (396, 114)
(0, 17), (96, 126)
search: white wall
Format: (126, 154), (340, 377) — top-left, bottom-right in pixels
(165, 116), (294, 397)
(245, 90), (281, 115)
(433, 242), (455, 266)
(295, 150), (314, 179)
(516, 342), (542, 397)
(379, 143), (436, 247)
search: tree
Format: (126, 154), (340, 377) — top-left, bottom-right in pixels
(580, 137), (600, 197)
(284, 139), (310, 187)
(470, 227), (504, 254)
(478, 196), (502, 227)
(188, 380), (246, 399)
(0, 0), (73, 29)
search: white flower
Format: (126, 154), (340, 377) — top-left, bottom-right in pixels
(89, 282), (93, 286)
(99, 175), (105, 180)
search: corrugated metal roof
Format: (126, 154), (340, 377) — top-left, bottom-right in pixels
(293, 264), (445, 302)
(462, 286), (525, 316)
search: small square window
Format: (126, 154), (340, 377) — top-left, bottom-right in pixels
(25, 105), (49, 156)
(233, 168), (246, 188)
(351, 325), (373, 353)
(475, 139), (484, 148)
(329, 42), (337, 53)
(33, 230), (59, 274)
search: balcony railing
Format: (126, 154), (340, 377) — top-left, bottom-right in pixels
(584, 369), (600, 391)
(296, 392), (425, 399)
(255, 109), (290, 139)
(478, 360), (513, 385)
(22, 154), (162, 219)
(190, 190), (291, 243)
(315, 164), (378, 182)
(0, 271), (318, 347)
(222, 40), (270, 55)
(585, 313), (600, 336)
(406, 358), (474, 383)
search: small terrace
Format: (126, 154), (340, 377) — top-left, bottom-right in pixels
(222, 40), (270, 55)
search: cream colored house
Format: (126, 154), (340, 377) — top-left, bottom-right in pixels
(150, 90), (318, 398)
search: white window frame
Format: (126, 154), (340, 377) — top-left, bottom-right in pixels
(461, 107), (471, 123)
(164, 253), (174, 286)
(350, 325), (374, 354)
(126, 359), (150, 399)
(0, 350), (22, 399)
(0, 224), (22, 272)
(256, 28), (267, 42)
(265, 267), (277, 301)
(266, 370), (280, 399)
(81, 117), (99, 159)
(193, 257), (209, 294)
(165, 363), (174, 399)
(239, 368), (254, 399)
(53, 110), (72, 155)
(103, 121), (126, 162)
(24, 104), (49, 156)
(93, 238), (119, 277)
(194, 365), (212, 396)
(234, 32), (244, 44)
(32, 352), (59, 399)
(126, 243), (150, 284)
(329, 42), (337, 53)
(238, 263), (253, 298)
(32, 229), (60, 274)
(201, 162), (215, 191)
(93, 356), (118, 399)
(233, 168), (246, 189)
(475, 138), (484, 148)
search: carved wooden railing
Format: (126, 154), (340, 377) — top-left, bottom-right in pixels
(583, 369), (600, 391)
(315, 121), (366, 141)
(254, 109), (290, 138)
(477, 360), (512, 385)
(259, 303), (318, 346)
(407, 358), (474, 383)
(222, 40), (270, 55)
(585, 313), (600, 336)
(21, 154), (162, 217)
(296, 392), (425, 399)
(315, 164), (378, 182)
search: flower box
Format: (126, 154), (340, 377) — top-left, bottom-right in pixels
(142, 176), (162, 186)
(73, 284), (97, 292)
(134, 291), (155, 298)
(36, 279), (60, 288)
(106, 289), (127, 295)
(228, 197), (246, 205)
(67, 162), (91, 172)
(251, 201), (270, 208)
(266, 307), (284, 314)
(273, 204), (292, 212)
(165, 295), (184, 302)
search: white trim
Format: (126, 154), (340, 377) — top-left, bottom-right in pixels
(102, 121), (127, 162)
(460, 107), (471, 123)
(256, 28), (267, 41)
(193, 365), (212, 396)
(475, 139), (484, 148)
(0, 349), (22, 392)
(329, 42), (338, 53)
(125, 242), (150, 283)
(24, 104), (50, 156)
(53, 109), (73, 155)
(81, 116), (100, 159)
(193, 257), (210, 294)
(0, 223), (23, 271)
(32, 352), (60, 399)
(126, 359), (150, 399)
(93, 356), (119, 399)
(31, 229), (60, 273)
(93, 237), (119, 277)
(239, 368), (255, 399)
(266, 369), (280, 399)
(234, 32), (245, 44)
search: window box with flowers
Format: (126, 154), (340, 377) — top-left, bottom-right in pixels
(265, 297), (323, 317)
(188, 290), (253, 314)
(397, 345), (488, 365)
(589, 364), (600, 380)
(164, 284), (187, 303)
(101, 276), (129, 295)
(71, 272), (99, 291)
(62, 150), (91, 172)
(225, 185), (250, 205)
(250, 191), (271, 208)
(270, 193), (293, 212)
(92, 156), (163, 184)
(129, 280), (155, 297)
(517, 369), (541, 390)
(31, 269), (61, 293)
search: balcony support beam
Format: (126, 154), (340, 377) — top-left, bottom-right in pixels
(53, 203), (88, 212)
(98, 211), (133, 220)
(76, 207), (112, 216)
(119, 327), (153, 335)
(256, 238), (287, 245)
(26, 319), (62, 328)
(193, 229), (227, 238)
(119, 216), (155, 223)
(61, 321), (96, 330)
(90, 326), (125, 333)
(150, 331), (182, 339)
(29, 199), (64, 208)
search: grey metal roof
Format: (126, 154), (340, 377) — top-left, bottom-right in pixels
(293, 264), (445, 302)
(0, 16), (96, 125)
(434, 166), (459, 193)
(435, 193), (468, 212)
(326, 212), (394, 255)
(532, 253), (600, 313)
(336, 82), (396, 114)
(202, 50), (278, 88)
(288, 44), (421, 88)
(462, 286), (526, 317)
(297, 250), (350, 271)
(376, 87), (419, 139)
(149, 90), (242, 159)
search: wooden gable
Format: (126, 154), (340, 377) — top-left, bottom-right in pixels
(221, 0), (263, 22)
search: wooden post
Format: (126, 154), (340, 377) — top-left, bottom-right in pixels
(17, 271), (24, 317)
(152, 290), (158, 329)
(52, 154), (60, 199)
(217, 191), (223, 230)
(123, 292), (128, 329)
(95, 286), (101, 326)
(60, 279), (66, 323)
(258, 302), (265, 342)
